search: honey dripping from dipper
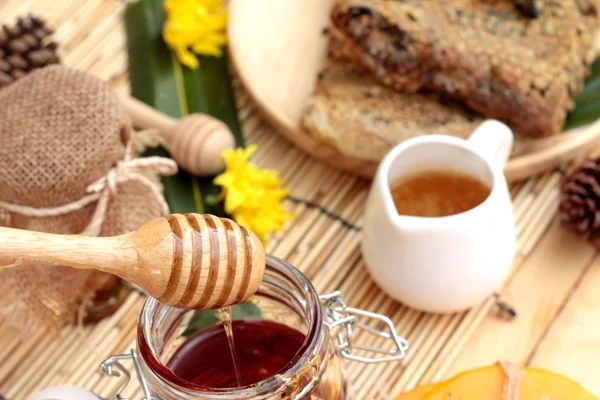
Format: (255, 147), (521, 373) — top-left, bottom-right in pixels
(219, 307), (242, 387)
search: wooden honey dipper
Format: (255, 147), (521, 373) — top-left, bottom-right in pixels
(0, 213), (265, 310)
(120, 94), (235, 177)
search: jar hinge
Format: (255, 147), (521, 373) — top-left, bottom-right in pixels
(99, 349), (158, 400)
(319, 291), (409, 364)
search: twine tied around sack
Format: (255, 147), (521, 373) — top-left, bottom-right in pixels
(500, 361), (521, 400)
(0, 132), (177, 237)
(499, 361), (553, 400)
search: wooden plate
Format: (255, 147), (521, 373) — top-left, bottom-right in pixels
(228, 0), (600, 182)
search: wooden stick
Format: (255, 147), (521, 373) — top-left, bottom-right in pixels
(119, 94), (235, 177)
(520, 190), (559, 254)
(512, 179), (536, 210)
(0, 327), (22, 365)
(0, 213), (264, 310)
(516, 174), (561, 237)
(504, 122), (600, 182)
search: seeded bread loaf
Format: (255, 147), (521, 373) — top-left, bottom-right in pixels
(301, 60), (483, 162)
(330, 0), (600, 138)
(302, 30), (568, 163)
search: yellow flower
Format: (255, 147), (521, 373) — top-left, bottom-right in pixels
(162, 0), (227, 69)
(214, 145), (294, 244)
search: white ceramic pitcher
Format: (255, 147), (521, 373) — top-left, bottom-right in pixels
(361, 120), (516, 313)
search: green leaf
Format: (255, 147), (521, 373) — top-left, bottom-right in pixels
(565, 99), (600, 131)
(181, 301), (262, 337)
(181, 309), (219, 337)
(566, 57), (600, 130)
(179, 54), (245, 215)
(231, 301), (262, 320)
(125, 0), (198, 213)
(181, 55), (245, 146)
(574, 74), (600, 107)
(124, 0), (180, 118)
(124, 0), (244, 215)
(591, 58), (600, 76)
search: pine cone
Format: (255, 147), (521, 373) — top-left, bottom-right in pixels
(0, 15), (60, 88)
(559, 157), (600, 246)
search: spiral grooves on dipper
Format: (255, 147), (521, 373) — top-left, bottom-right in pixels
(158, 213), (261, 309)
(179, 214), (203, 306)
(172, 116), (229, 175)
(158, 214), (184, 303)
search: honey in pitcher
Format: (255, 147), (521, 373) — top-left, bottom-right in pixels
(167, 319), (306, 388)
(390, 169), (491, 217)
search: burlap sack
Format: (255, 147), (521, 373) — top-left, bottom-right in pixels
(0, 65), (177, 334)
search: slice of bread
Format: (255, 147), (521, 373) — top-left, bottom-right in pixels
(330, 0), (599, 138)
(301, 60), (482, 162)
(301, 31), (566, 163)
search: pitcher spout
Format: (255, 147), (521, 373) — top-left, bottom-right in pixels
(363, 166), (406, 238)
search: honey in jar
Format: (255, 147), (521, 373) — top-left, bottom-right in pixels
(167, 319), (306, 388)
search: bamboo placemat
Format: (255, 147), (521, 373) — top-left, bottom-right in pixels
(1, 0), (599, 399)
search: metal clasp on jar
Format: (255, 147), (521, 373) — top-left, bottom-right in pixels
(320, 291), (408, 364)
(98, 292), (408, 399)
(98, 350), (157, 400)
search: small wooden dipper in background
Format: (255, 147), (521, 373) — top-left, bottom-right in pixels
(120, 94), (235, 177)
(0, 213), (265, 310)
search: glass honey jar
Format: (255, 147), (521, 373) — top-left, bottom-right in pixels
(101, 255), (408, 399)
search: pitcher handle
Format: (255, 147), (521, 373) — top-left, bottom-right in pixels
(468, 119), (514, 168)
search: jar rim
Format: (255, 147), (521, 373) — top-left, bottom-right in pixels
(137, 254), (324, 396)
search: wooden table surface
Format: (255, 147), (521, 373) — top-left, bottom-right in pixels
(0, 1), (599, 399)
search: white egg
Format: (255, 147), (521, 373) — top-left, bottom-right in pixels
(27, 385), (100, 400)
